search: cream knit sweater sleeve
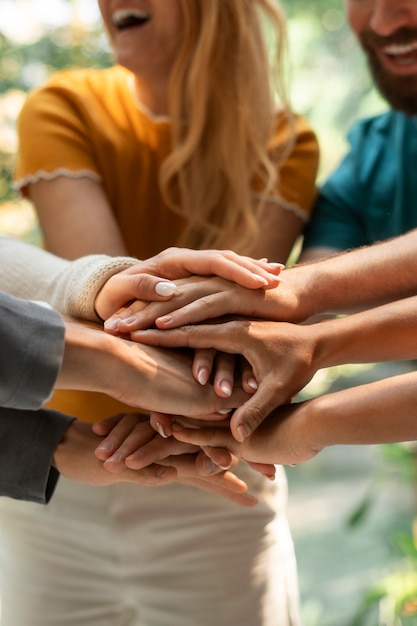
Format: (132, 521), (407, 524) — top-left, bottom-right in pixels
(0, 236), (138, 322)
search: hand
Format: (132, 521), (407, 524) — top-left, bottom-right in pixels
(53, 419), (177, 487)
(91, 413), (258, 507)
(96, 248), (282, 320)
(93, 413), (235, 474)
(129, 319), (318, 441)
(170, 402), (321, 467)
(58, 320), (252, 420)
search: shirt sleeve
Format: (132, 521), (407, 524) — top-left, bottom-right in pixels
(302, 123), (366, 251)
(0, 292), (64, 410)
(0, 236), (137, 322)
(0, 406), (73, 504)
(266, 113), (319, 220)
(14, 74), (102, 194)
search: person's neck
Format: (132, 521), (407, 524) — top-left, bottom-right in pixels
(133, 75), (169, 117)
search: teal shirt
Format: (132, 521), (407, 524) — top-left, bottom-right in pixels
(303, 110), (417, 250)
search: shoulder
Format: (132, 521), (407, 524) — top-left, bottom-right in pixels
(346, 109), (411, 146)
(25, 66), (129, 103)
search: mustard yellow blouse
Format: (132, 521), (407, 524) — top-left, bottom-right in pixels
(15, 66), (319, 421)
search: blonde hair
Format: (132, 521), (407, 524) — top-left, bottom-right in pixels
(160, 0), (293, 253)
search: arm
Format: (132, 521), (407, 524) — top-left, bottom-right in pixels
(0, 292), (64, 410)
(107, 227), (417, 332)
(0, 236), (281, 324)
(170, 371), (417, 466)
(130, 294), (417, 439)
(57, 318), (250, 419)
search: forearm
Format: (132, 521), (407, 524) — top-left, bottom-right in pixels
(303, 371), (417, 450)
(310, 296), (417, 369)
(0, 236), (136, 321)
(274, 230), (417, 321)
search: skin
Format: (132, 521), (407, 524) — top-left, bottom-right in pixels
(167, 370), (417, 466)
(56, 317), (251, 419)
(128, 295), (417, 441)
(54, 419), (258, 506)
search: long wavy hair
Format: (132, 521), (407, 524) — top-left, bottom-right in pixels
(160, 0), (293, 253)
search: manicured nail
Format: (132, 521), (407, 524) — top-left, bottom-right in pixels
(156, 422), (168, 439)
(104, 317), (121, 330)
(268, 262), (285, 269)
(253, 274), (269, 285)
(236, 423), (251, 442)
(155, 282), (177, 297)
(220, 381), (232, 397)
(218, 408), (233, 415)
(247, 377), (258, 390)
(197, 367), (209, 386)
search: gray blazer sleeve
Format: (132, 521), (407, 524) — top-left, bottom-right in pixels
(0, 291), (65, 410)
(0, 406), (73, 503)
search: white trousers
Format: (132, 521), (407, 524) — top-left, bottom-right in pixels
(0, 465), (300, 626)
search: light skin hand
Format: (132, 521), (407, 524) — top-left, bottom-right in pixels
(91, 414), (257, 506)
(97, 248), (283, 322)
(93, 413), (235, 474)
(56, 319), (251, 421)
(53, 419), (177, 487)
(104, 275), (283, 335)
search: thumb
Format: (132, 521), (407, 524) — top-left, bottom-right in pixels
(229, 384), (279, 442)
(96, 273), (177, 319)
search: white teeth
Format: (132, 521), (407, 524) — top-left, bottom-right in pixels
(384, 41), (417, 56)
(111, 8), (149, 27)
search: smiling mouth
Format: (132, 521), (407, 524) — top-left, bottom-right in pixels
(112, 8), (151, 31)
(383, 40), (417, 65)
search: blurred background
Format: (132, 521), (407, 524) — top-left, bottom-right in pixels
(0, 1), (415, 624)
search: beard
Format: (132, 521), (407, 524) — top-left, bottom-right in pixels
(359, 28), (417, 116)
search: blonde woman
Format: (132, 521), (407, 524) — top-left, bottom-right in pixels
(6, 1), (318, 625)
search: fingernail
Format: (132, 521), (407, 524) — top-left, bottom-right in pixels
(156, 422), (169, 439)
(253, 274), (268, 285)
(156, 315), (173, 327)
(247, 377), (258, 390)
(204, 458), (218, 474)
(236, 423), (251, 442)
(264, 473), (276, 481)
(220, 381), (232, 397)
(96, 441), (114, 452)
(118, 316), (137, 327)
(218, 408), (233, 415)
(268, 262), (285, 269)
(156, 465), (169, 478)
(155, 282), (177, 297)
(104, 317), (121, 330)
(106, 452), (122, 463)
(197, 367), (209, 386)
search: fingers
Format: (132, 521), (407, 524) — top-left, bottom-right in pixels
(195, 447), (234, 474)
(139, 247), (283, 289)
(192, 348), (216, 386)
(229, 394), (277, 443)
(124, 439), (198, 471)
(96, 273), (177, 320)
(92, 413), (126, 437)
(150, 412), (174, 438)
